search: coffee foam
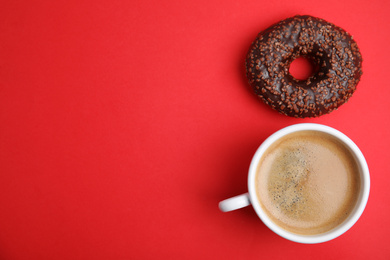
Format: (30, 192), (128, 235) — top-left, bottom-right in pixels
(255, 131), (360, 235)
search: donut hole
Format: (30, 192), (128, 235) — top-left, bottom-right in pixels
(289, 57), (319, 81)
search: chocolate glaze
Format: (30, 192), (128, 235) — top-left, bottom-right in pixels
(245, 15), (363, 118)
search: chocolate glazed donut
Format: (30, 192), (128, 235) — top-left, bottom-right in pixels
(245, 15), (363, 118)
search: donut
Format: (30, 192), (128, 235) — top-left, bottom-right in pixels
(245, 15), (363, 118)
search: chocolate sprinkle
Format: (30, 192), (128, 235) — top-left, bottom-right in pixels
(245, 15), (363, 118)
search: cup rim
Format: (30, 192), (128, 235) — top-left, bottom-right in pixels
(247, 123), (370, 244)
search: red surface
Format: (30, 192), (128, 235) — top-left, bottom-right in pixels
(1, 0), (389, 259)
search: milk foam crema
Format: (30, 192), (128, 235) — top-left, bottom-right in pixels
(255, 131), (361, 235)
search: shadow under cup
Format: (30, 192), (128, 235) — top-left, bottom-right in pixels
(235, 123), (369, 244)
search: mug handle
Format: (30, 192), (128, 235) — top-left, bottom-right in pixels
(219, 193), (251, 212)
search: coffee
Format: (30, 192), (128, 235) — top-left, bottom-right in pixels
(255, 130), (361, 235)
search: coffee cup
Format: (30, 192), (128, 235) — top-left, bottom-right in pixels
(219, 123), (370, 244)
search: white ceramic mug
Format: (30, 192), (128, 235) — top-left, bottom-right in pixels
(219, 123), (370, 244)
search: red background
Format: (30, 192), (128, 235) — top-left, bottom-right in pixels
(1, 0), (389, 259)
